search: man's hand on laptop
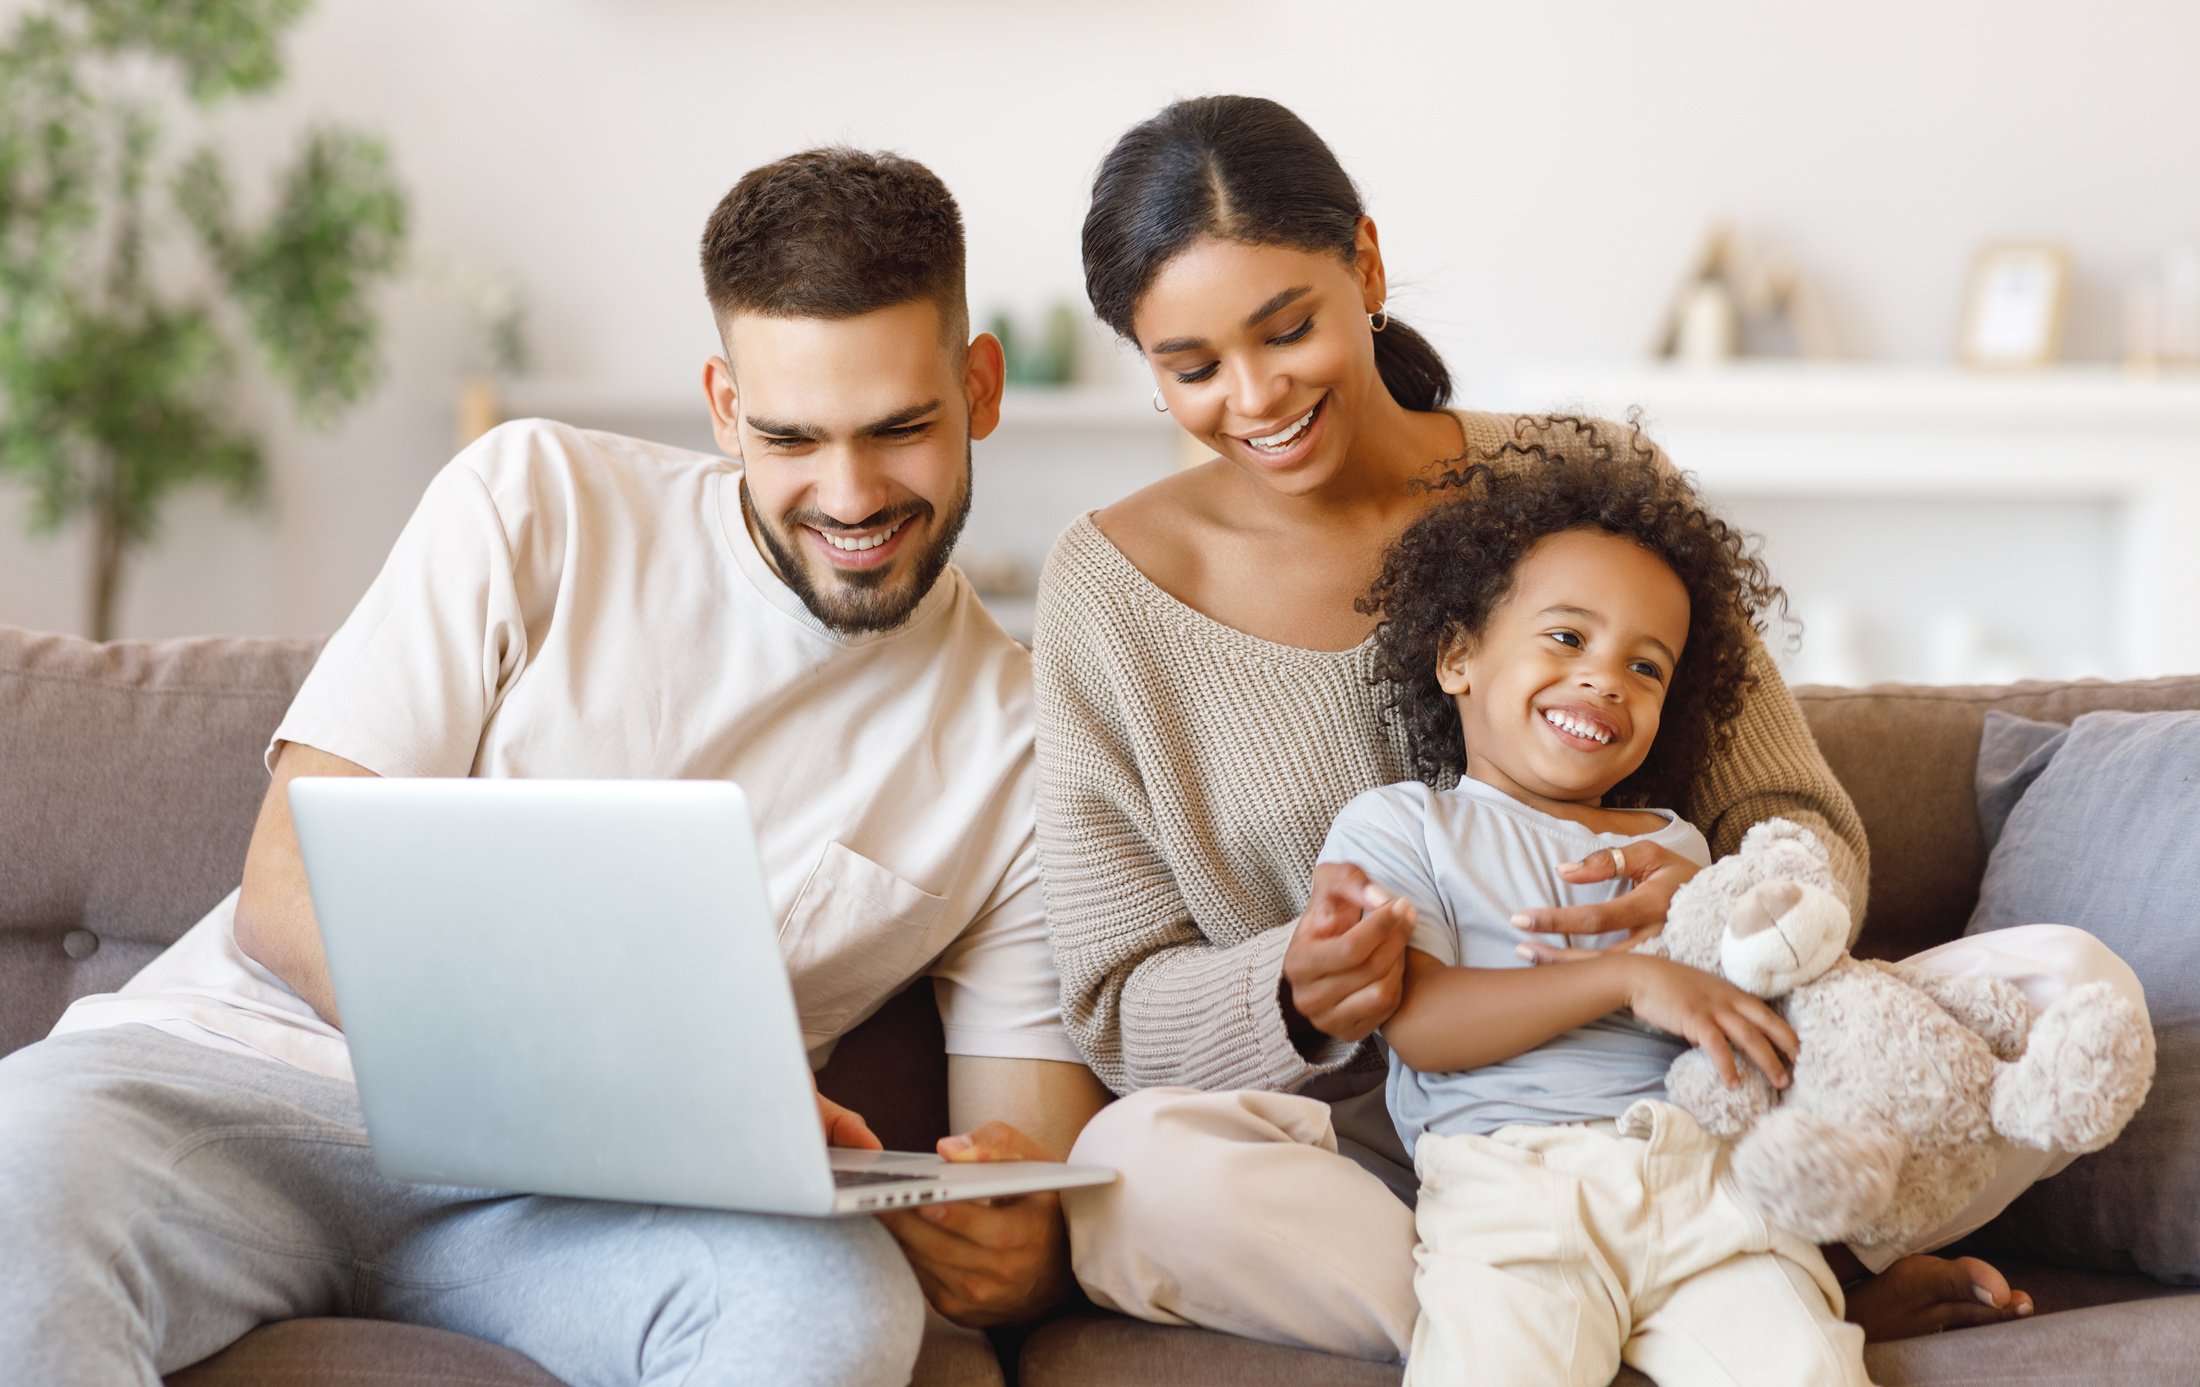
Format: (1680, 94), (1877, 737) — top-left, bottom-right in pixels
(816, 1086), (881, 1150)
(877, 1121), (1072, 1328)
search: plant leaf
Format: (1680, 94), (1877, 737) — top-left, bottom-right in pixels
(65, 0), (314, 104)
(221, 126), (407, 424)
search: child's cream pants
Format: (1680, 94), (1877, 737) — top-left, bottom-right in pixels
(1407, 1101), (1870, 1387)
(1064, 924), (2145, 1362)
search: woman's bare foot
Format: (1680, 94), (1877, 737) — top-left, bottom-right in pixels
(1839, 1252), (2036, 1340)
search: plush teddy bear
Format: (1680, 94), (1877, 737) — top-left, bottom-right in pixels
(1638, 819), (2154, 1251)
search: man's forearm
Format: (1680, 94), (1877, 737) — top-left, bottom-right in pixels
(234, 894), (342, 1028)
(234, 741), (377, 1027)
(947, 1056), (1111, 1159)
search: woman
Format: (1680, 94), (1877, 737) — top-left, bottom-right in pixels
(1032, 94), (2141, 1361)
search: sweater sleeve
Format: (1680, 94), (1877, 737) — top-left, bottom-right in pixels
(1032, 540), (1360, 1096)
(1693, 638), (1872, 933)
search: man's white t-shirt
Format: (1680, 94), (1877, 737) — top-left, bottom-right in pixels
(53, 419), (1082, 1080)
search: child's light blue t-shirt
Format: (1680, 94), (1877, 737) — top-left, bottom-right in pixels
(1315, 777), (1712, 1158)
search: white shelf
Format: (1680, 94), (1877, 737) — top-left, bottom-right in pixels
(502, 362), (2200, 448)
(1480, 361), (2200, 679)
(495, 380), (1165, 434)
(992, 385), (1173, 430)
(1479, 362), (2200, 498)
(1483, 362), (2200, 431)
(494, 362), (2200, 677)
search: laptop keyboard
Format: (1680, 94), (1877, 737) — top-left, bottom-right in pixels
(833, 1169), (929, 1189)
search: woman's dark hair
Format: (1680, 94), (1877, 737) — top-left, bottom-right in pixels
(1361, 416), (1785, 812)
(1082, 95), (1451, 413)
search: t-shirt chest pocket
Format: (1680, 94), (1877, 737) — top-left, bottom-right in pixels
(778, 841), (949, 1044)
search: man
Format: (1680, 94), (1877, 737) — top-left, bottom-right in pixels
(0, 147), (1112, 1387)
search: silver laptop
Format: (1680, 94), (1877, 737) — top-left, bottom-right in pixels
(288, 777), (1113, 1217)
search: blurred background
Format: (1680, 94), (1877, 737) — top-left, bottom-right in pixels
(3, 0), (2198, 684)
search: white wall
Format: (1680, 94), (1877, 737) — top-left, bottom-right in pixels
(5, 0), (2198, 639)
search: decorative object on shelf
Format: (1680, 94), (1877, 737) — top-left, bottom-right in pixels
(0, 0), (407, 640)
(438, 259), (533, 448)
(1958, 244), (2070, 370)
(1675, 276), (1739, 364)
(1654, 227), (1741, 364)
(956, 551), (1033, 604)
(1653, 226), (1840, 364)
(988, 302), (1080, 386)
(2123, 244), (2200, 374)
(1736, 255), (1841, 360)
(1039, 302), (1080, 385)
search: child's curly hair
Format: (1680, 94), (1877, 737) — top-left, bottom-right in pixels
(1361, 416), (1785, 812)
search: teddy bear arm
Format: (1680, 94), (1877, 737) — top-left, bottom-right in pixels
(1882, 963), (2031, 1061)
(1665, 1047), (1779, 1139)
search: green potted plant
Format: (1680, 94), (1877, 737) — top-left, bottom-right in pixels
(0, 0), (406, 639)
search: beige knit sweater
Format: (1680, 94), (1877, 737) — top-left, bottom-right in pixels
(1032, 412), (1870, 1097)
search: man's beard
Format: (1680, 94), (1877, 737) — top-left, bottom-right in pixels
(743, 448), (972, 635)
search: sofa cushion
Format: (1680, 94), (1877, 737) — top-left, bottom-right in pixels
(816, 973), (951, 1153)
(1971, 712), (2069, 849)
(1793, 676), (2200, 962)
(1970, 710), (2200, 939)
(1962, 709), (2200, 1284)
(1862, 1295), (2200, 1386)
(0, 626), (322, 1059)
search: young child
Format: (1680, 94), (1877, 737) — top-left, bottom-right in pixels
(1319, 429), (1872, 1387)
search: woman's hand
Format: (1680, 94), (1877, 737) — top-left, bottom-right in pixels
(1280, 862), (1417, 1049)
(1620, 954), (1798, 1088)
(1512, 840), (1702, 963)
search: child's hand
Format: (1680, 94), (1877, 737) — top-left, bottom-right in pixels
(1621, 955), (1799, 1088)
(1281, 863), (1418, 1047)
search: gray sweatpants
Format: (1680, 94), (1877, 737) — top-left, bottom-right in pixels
(0, 1026), (925, 1387)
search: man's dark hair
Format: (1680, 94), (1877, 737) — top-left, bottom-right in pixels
(700, 146), (968, 342)
(1360, 416), (1786, 814)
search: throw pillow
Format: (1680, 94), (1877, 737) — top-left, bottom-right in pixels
(1964, 708), (2200, 1284)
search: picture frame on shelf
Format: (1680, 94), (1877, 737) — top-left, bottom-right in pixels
(1959, 243), (2070, 369)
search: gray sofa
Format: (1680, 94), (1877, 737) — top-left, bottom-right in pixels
(2, 622), (2194, 1386)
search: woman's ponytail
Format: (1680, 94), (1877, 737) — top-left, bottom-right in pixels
(1371, 317), (1452, 413)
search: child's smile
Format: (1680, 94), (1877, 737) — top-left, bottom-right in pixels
(1537, 703), (1619, 748)
(1438, 528), (1692, 815)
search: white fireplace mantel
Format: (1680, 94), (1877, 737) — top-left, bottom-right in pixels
(1478, 363), (2200, 681)
(499, 365), (2200, 680)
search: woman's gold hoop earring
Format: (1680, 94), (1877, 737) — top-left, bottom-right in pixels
(1151, 388), (1169, 413)
(1369, 305), (1390, 333)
